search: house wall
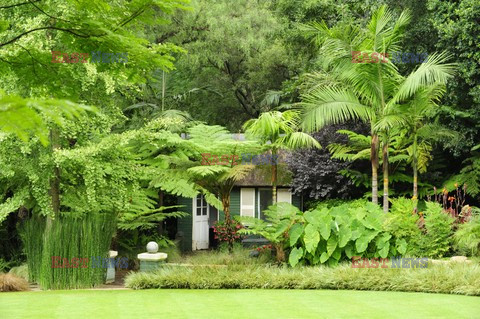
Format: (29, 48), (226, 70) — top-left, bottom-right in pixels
(176, 187), (302, 251)
(177, 196), (193, 252)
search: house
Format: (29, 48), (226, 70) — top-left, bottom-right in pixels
(176, 155), (303, 251)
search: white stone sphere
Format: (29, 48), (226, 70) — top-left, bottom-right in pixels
(146, 241), (159, 253)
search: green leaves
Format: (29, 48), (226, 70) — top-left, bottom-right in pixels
(0, 93), (93, 146)
(355, 234), (370, 253)
(289, 223), (304, 246)
(396, 238), (407, 255)
(319, 252), (329, 263)
(305, 208), (331, 240)
(287, 201), (408, 267)
(303, 224), (320, 253)
(338, 225), (352, 248)
(326, 236), (337, 256)
(288, 247), (304, 267)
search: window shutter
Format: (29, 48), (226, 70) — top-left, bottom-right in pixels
(277, 189), (292, 204)
(240, 188), (255, 217)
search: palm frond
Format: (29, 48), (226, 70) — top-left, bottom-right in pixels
(391, 52), (455, 104)
(300, 87), (372, 132)
(276, 132), (321, 150)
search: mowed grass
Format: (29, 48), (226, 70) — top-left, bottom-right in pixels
(1, 289), (479, 319)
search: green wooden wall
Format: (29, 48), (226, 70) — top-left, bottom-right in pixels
(177, 196), (193, 251)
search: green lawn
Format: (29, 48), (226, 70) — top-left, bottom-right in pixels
(1, 289), (480, 319)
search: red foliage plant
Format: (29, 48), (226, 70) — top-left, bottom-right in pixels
(213, 219), (244, 244)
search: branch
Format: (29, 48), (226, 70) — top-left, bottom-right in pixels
(27, 0), (71, 23)
(234, 89), (255, 117)
(113, 5), (147, 32)
(0, 0), (40, 9)
(0, 26), (92, 48)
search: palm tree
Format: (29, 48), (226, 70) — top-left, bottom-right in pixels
(243, 110), (320, 204)
(299, 5), (454, 212)
(377, 84), (457, 204)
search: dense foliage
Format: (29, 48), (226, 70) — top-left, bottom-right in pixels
(286, 124), (369, 200)
(0, 0), (479, 292)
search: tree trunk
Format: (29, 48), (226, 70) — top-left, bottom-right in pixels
(272, 149), (278, 205)
(157, 191), (164, 236)
(371, 134), (380, 204)
(382, 141), (389, 213)
(274, 243), (285, 263)
(412, 134), (418, 212)
(221, 194), (233, 253)
(47, 129), (61, 227)
(50, 129), (61, 215)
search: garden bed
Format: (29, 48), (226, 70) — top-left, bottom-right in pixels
(125, 262), (480, 296)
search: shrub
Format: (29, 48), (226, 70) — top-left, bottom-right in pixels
(180, 245), (273, 266)
(454, 215), (480, 257)
(213, 219), (244, 245)
(8, 264), (28, 281)
(0, 273), (29, 292)
(0, 258), (9, 273)
(385, 198), (422, 255)
(288, 202), (407, 267)
(286, 124), (369, 201)
(240, 202), (303, 263)
(419, 202), (455, 258)
(125, 262), (480, 296)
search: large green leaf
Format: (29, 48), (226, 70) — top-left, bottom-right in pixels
(338, 225), (352, 248)
(327, 236), (338, 256)
(320, 251), (329, 263)
(361, 213), (383, 230)
(303, 208), (327, 226)
(289, 223), (304, 247)
(396, 238), (407, 255)
(303, 224), (320, 253)
(318, 217), (331, 240)
(332, 247), (342, 260)
(379, 242), (390, 258)
(355, 235), (370, 253)
(344, 243), (353, 259)
(288, 247), (304, 267)
(376, 233), (392, 249)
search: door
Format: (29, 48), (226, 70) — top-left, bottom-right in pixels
(193, 195), (209, 250)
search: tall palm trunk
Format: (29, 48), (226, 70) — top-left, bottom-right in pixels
(382, 141), (389, 213)
(272, 149), (278, 204)
(412, 134), (418, 211)
(371, 134), (380, 204)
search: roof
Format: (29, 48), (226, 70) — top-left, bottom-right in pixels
(234, 151), (292, 187)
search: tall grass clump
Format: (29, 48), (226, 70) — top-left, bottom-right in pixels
(19, 213), (45, 282)
(21, 212), (116, 289)
(0, 273), (30, 292)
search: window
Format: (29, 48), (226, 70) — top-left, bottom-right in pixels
(258, 188), (272, 220)
(240, 188), (255, 217)
(196, 195), (208, 216)
(259, 188), (292, 220)
(277, 189), (292, 204)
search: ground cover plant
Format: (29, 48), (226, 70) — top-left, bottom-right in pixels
(125, 262), (480, 296)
